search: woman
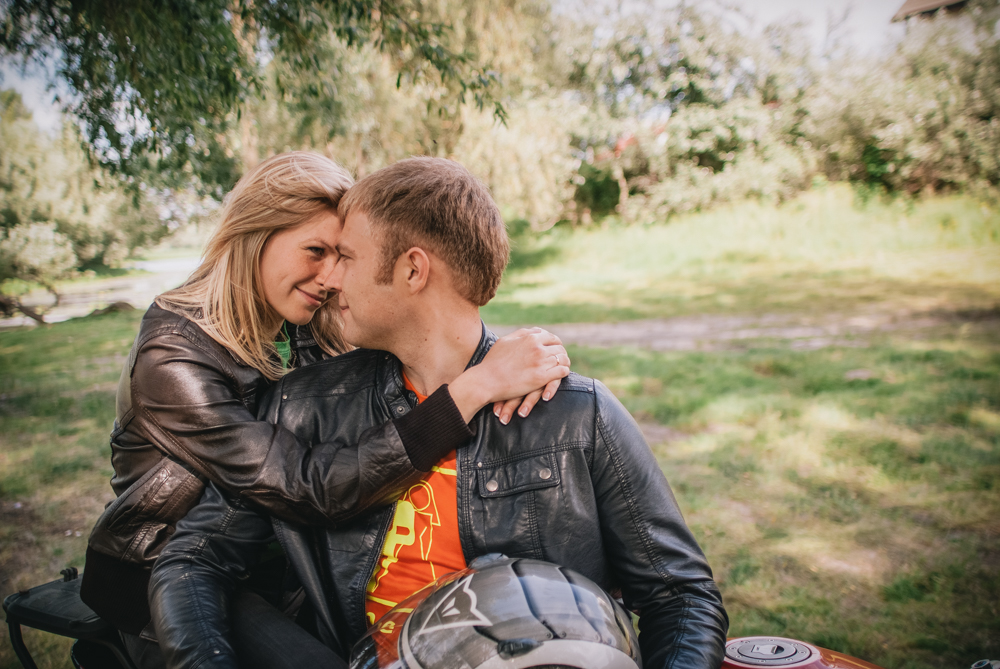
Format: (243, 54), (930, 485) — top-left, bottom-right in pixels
(79, 152), (569, 664)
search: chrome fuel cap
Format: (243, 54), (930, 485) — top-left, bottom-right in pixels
(725, 637), (818, 667)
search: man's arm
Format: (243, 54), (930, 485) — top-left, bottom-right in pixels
(149, 482), (275, 669)
(590, 381), (729, 669)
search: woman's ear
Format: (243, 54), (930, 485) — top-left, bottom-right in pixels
(397, 246), (431, 294)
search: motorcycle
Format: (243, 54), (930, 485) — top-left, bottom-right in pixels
(4, 568), (994, 669)
(3, 569), (136, 669)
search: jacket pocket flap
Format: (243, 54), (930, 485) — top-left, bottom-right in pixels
(477, 453), (559, 498)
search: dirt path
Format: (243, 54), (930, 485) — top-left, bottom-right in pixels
(0, 258), (200, 329)
(4, 258), (996, 349)
(488, 307), (999, 351)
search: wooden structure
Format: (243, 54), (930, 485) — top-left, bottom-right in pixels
(892, 0), (968, 22)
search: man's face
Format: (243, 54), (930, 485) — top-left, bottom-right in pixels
(331, 211), (400, 348)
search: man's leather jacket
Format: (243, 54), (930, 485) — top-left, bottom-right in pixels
(83, 304), (470, 635)
(150, 328), (729, 669)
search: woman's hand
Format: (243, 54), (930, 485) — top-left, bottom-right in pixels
(448, 328), (570, 424)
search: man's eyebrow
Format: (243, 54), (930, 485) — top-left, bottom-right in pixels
(335, 241), (352, 255)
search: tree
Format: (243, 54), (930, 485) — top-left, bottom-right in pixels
(0, 0), (503, 193)
(0, 89), (171, 323)
(808, 0), (1000, 199)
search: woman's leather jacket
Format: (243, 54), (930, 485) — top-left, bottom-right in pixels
(82, 303), (471, 635)
(150, 330), (729, 669)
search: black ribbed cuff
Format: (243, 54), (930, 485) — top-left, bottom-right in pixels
(394, 384), (474, 471)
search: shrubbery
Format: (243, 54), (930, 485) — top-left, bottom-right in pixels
(340, 0), (997, 229)
(537, 0), (1000, 224)
(810, 5), (1000, 199)
(0, 91), (184, 321)
(2, 0), (998, 319)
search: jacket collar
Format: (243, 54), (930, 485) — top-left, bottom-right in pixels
(468, 320), (498, 368)
(376, 320), (497, 407)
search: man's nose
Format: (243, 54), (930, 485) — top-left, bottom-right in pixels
(319, 256), (344, 291)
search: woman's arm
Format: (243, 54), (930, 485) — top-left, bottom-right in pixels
(149, 483), (274, 669)
(131, 334), (459, 526)
(130, 328), (569, 527)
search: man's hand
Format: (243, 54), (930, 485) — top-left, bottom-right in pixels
(448, 327), (570, 424)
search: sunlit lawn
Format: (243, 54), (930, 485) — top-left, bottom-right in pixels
(483, 184), (1000, 324)
(570, 328), (999, 669)
(0, 311), (142, 668)
(1, 187), (998, 668)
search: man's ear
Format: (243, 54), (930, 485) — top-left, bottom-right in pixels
(396, 246), (431, 294)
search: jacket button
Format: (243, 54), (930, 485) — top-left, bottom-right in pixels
(282, 395), (287, 400)
(485, 479), (499, 492)
(395, 406), (405, 414)
(539, 468), (552, 480)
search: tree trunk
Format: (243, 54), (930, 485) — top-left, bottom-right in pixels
(0, 294), (48, 325)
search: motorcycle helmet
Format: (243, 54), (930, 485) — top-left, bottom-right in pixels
(350, 554), (642, 669)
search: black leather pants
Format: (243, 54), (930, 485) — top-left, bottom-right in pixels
(124, 588), (345, 669)
(231, 590), (346, 669)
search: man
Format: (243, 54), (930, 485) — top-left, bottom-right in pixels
(149, 157), (728, 669)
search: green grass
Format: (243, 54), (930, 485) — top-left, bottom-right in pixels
(483, 185), (1000, 324)
(569, 332), (1000, 668)
(0, 310), (144, 669)
(1, 187), (998, 668)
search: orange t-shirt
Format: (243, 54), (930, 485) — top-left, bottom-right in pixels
(365, 374), (467, 627)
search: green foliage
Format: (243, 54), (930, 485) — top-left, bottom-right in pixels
(4, 0), (1000, 228)
(455, 0), (1000, 227)
(543, 4), (817, 222)
(809, 1), (1000, 200)
(0, 90), (170, 319)
(0, 0), (505, 191)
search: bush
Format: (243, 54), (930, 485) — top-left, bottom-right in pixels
(807, 2), (1000, 200)
(0, 90), (172, 320)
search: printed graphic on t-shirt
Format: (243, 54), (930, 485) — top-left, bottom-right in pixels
(365, 373), (467, 627)
(365, 453), (465, 625)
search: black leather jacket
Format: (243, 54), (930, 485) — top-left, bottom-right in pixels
(150, 328), (729, 669)
(83, 303), (471, 635)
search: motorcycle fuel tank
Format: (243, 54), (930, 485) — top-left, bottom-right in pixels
(722, 637), (885, 669)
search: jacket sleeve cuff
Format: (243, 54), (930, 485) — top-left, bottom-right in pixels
(393, 384), (474, 471)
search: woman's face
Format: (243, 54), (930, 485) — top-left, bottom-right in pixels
(259, 211), (341, 327)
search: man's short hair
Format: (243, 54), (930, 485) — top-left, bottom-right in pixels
(338, 157), (510, 306)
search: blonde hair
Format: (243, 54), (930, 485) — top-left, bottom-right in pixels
(159, 151), (354, 380)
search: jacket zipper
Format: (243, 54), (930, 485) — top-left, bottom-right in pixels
(456, 434), (472, 564)
(356, 502), (396, 633)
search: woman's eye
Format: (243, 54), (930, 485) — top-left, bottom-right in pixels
(307, 246), (325, 256)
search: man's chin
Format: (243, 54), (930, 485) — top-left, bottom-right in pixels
(341, 323), (367, 349)
(342, 325), (388, 351)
